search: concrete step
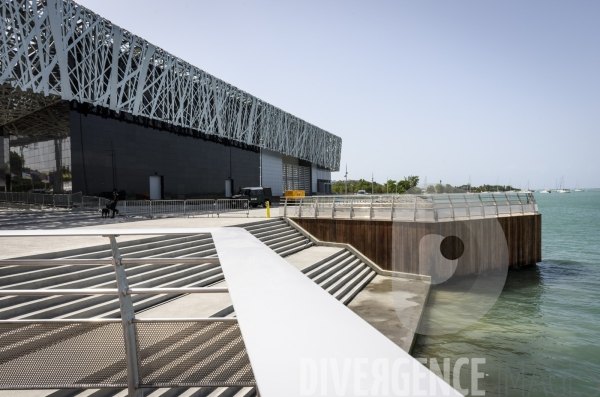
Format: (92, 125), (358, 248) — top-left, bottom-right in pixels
(239, 219), (283, 232)
(49, 269), (225, 320)
(303, 251), (354, 279)
(265, 234), (307, 251)
(318, 259), (362, 290)
(300, 249), (350, 275)
(255, 228), (298, 244)
(327, 262), (369, 296)
(0, 259), (216, 309)
(65, 235), (212, 260)
(7, 264), (223, 320)
(0, 234), (211, 277)
(274, 239), (313, 257)
(339, 269), (377, 306)
(310, 255), (359, 284)
(246, 223), (290, 238)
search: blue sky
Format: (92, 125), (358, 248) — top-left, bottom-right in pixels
(77, 0), (600, 189)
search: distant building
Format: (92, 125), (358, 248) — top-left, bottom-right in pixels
(0, 0), (341, 198)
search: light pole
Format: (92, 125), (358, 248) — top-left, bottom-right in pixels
(371, 173), (374, 195)
(344, 164), (348, 195)
(259, 138), (264, 187)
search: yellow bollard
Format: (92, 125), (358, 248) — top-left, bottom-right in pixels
(266, 200), (271, 218)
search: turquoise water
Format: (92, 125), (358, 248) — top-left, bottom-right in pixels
(413, 191), (600, 397)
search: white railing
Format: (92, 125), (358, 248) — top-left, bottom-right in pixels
(215, 199), (249, 217)
(0, 191), (83, 209)
(82, 195), (112, 211)
(284, 192), (538, 221)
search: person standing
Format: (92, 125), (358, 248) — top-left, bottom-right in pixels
(110, 189), (119, 218)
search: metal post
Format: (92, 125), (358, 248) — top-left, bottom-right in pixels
(517, 193), (524, 215)
(464, 195), (470, 220)
(413, 196), (417, 222)
(259, 138), (263, 187)
(449, 196), (455, 220)
(506, 193), (512, 216)
(349, 198), (354, 220)
(314, 197), (318, 219)
(390, 196), (395, 221)
(298, 198), (303, 218)
(492, 194), (499, 217)
(478, 194), (485, 218)
(369, 195), (373, 220)
(284, 198), (288, 217)
(108, 236), (142, 397)
(331, 197), (335, 219)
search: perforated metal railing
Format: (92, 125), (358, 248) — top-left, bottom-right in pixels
(283, 192), (538, 221)
(0, 230), (255, 396)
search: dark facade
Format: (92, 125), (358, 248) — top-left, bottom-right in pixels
(70, 110), (260, 199)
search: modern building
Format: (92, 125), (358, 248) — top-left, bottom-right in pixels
(0, 0), (341, 199)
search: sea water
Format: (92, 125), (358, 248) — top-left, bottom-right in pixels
(412, 191), (600, 397)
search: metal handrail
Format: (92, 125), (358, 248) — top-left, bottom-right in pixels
(0, 257), (219, 266)
(284, 192), (538, 221)
(0, 318), (239, 324)
(0, 229), (236, 396)
(0, 288), (229, 296)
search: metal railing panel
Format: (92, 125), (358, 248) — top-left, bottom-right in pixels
(215, 199), (249, 217)
(135, 320), (255, 387)
(185, 199), (215, 217)
(150, 200), (186, 217)
(120, 200), (150, 217)
(284, 193), (538, 222)
(0, 321), (128, 389)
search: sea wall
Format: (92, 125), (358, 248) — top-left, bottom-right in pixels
(291, 214), (541, 275)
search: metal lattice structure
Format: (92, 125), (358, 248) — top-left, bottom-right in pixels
(0, 0), (341, 170)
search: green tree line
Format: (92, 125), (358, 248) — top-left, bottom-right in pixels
(331, 176), (521, 195)
(331, 176), (421, 194)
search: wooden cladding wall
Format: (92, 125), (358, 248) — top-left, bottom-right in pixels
(292, 219), (393, 270)
(291, 214), (541, 275)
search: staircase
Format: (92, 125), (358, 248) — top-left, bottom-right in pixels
(0, 218), (376, 397)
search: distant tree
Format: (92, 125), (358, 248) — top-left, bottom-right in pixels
(426, 185), (436, 194)
(445, 184), (454, 193)
(397, 175), (420, 194)
(435, 183), (444, 194)
(385, 179), (397, 194)
(9, 151), (23, 173)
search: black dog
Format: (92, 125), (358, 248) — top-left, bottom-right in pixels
(101, 205), (111, 218)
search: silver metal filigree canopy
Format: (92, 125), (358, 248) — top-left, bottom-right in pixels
(0, 0), (341, 170)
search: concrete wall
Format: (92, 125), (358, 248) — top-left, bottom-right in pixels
(262, 149), (283, 196)
(69, 111), (259, 198)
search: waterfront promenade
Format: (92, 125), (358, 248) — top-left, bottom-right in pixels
(0, 209), (432, 396)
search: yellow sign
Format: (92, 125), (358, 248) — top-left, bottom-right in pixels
(285, 190), (305, 197)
